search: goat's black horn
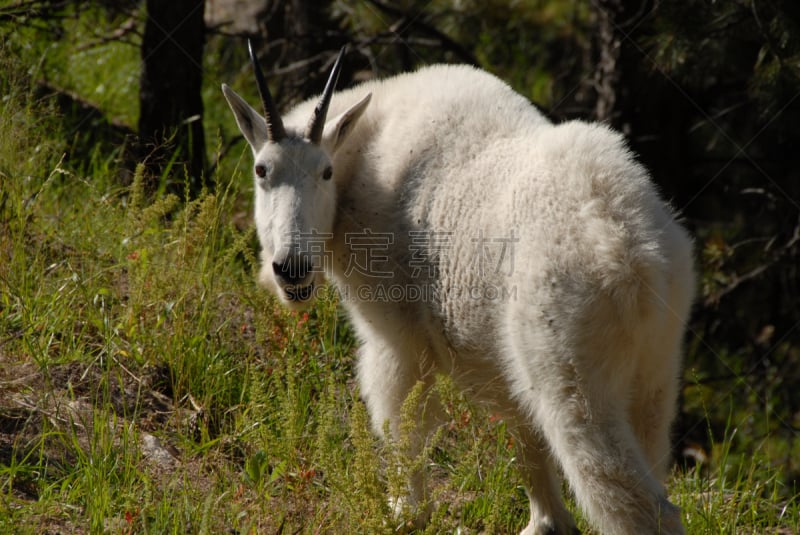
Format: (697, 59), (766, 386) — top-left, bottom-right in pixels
(306, 46), (347, 144)
(248, 39), (286, 142)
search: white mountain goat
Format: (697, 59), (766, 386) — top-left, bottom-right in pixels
(222, 42), (695, 535)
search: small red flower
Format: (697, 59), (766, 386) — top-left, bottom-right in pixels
(297, 312), (310, 327)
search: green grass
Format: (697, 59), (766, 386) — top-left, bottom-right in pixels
(1, 17), (799, 535)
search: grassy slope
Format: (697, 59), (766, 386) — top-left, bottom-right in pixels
(1, 17), (798, 535)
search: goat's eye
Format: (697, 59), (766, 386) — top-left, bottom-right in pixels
(322, 166), (333, 181)
(255, 164), (268, 178)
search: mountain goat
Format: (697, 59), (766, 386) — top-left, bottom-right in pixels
(222, 42), (695, 535)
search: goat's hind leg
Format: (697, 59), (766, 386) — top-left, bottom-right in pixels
(512, 419), (579, 535)
(628, 343), (682, 482)
(630, 269), (694, 482)
(531, 360), (685, 535)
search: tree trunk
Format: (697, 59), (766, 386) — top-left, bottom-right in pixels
(138, 0), (207, 197)
(592, 0), (622, 124)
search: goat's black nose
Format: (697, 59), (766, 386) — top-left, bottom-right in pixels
(272, 255), (311, 286)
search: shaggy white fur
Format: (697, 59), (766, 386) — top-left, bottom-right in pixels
(223, 60), (695, 535)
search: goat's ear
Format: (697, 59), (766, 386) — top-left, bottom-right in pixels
(221, 84), (269, 151)
(322, 93), (371, 152)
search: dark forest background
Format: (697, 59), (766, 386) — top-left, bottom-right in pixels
(2, 0), (799, 482)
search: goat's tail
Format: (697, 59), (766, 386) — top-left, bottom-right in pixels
(579, 197), (672, 318)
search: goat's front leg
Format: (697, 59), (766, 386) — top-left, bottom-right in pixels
(356, 340), (440, 528)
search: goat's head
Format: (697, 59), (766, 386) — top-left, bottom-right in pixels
(222, 41), (371, 308)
